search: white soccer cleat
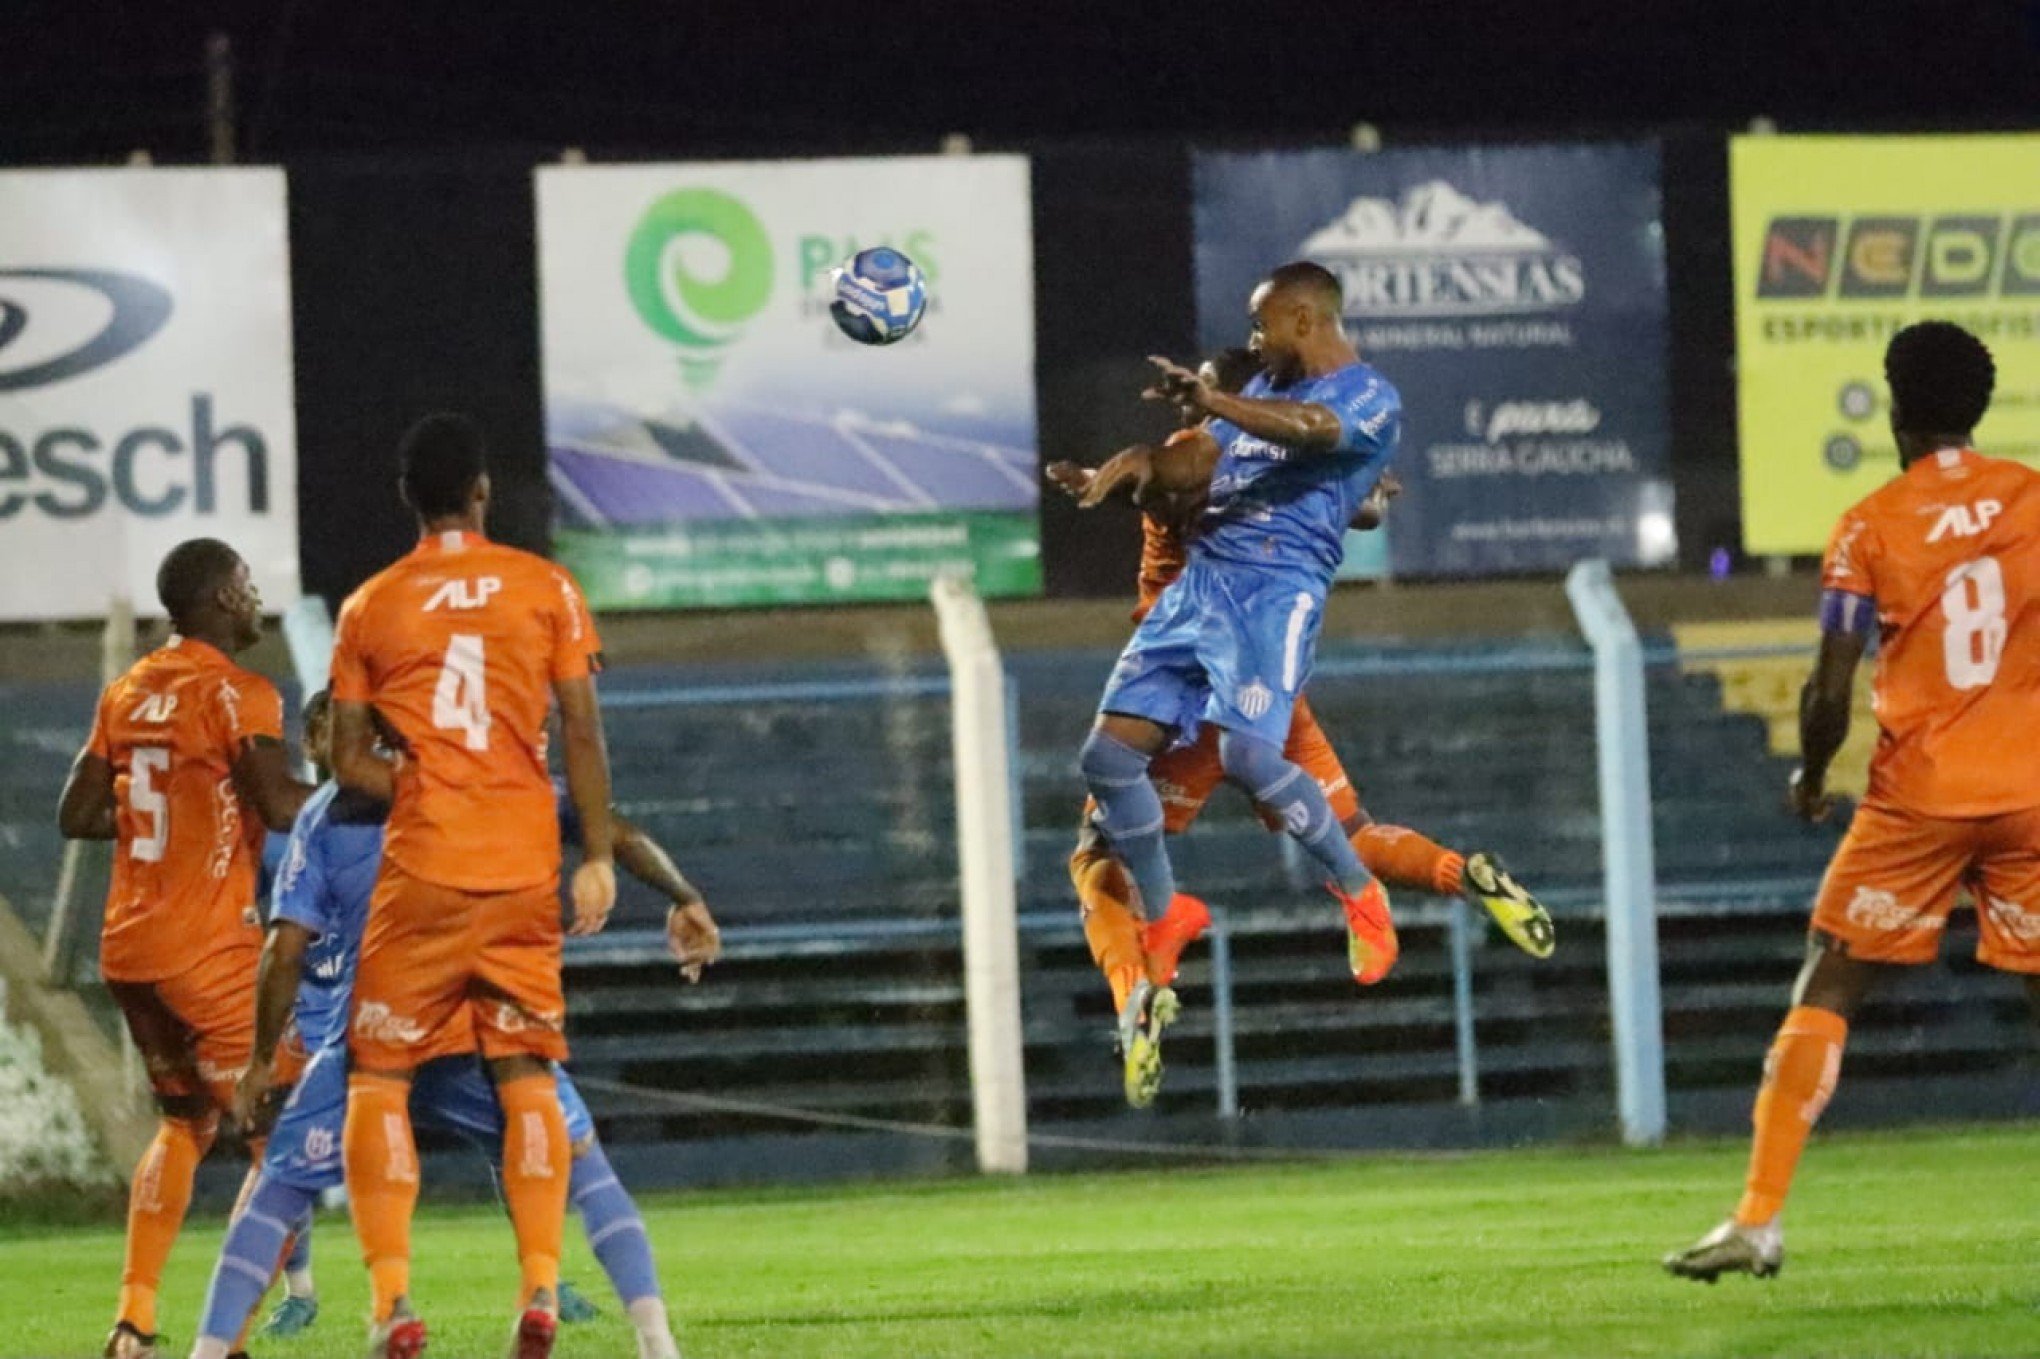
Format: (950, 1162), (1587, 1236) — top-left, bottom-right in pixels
(1663, 1217), (1784, 1282)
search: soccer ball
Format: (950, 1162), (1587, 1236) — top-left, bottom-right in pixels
(828, 247), (928, 346)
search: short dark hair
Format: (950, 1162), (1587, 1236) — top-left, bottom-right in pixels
(303, 688), (331, 726)
(155, 538), (242, 625)
(1886, 322), (1995, 435)
(1267, 260), (1343, 316)
(398, 413), (487, 519)
(1204, 347), (1264, 395)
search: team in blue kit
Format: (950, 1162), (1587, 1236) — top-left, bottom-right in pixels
(190, 692), (716, 1359)
(1079, 260), (1408, 1088)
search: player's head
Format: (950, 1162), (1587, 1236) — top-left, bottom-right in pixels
(156, 537), (261, 650)
(1248, 261), (1345, 383)
(398, 412), (490, 528)
(303, 688), (332, 774)
(1187, 347), (1264, 424)
(1885, 321), (1995, 464)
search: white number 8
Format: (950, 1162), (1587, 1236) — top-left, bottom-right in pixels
(1942, 556), (2007, 691)
(432, 634), (491, 751)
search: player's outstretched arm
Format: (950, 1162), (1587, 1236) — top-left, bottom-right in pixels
(329, 700), (395, 804)
(235, 918), (312, 1132)
(612, 809), (721, 981)
(556, 675), (617, 936)
(56, 750), (116, 840)
(1145, 356), (1342, 453)
(233, 735), (314, 831)
(1790, 628), (1867, 823)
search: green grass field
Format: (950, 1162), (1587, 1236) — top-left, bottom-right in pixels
(3, 1124), (2036, 1358)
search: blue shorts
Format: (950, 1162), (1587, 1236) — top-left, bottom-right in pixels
(263, 1043), (598, 1192)
(1099, 556), (1327, 748)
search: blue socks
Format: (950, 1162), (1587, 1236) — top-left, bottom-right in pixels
(1218, 729), (1373, 894)
(571, 1141), (661, 1306)
(197, 1173), (317, 1344)
(1079, 729), (1177, 917)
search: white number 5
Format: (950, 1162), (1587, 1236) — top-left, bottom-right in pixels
(129, 747), (170, 862)
(432, 634), (491, 751)
(1942, 556), (2007, 691)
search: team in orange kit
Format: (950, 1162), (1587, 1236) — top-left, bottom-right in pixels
(326, 413), (618, 1359)
(1667, 321), (2040, 1281)
(57, 538), (312, 1359)
(1048, 347), (1556, 1107)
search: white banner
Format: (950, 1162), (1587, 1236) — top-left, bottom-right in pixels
(0, 168), (299, 621)
(536, 155), (1039, 609)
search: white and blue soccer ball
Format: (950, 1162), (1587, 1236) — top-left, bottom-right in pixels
(828, 247), (928, 346)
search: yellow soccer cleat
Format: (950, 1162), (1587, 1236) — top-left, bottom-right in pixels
(1464, 852), (1555, 959)
(1116, 979), (1180, 1109)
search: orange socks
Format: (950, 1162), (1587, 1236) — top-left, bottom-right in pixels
(498, 1074), (571, 1310)
(117, 1115), (215, 1334)
(1736, 1005), (1848, 1226)
(1070, 841), (1147, 1011)
(1353, 824), (1465, 897)
(344, 1073), (419, 1322)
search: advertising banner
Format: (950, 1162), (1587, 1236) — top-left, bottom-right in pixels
(1733, 135), (2040, 554)
(0, 169), (299, 620)
(1194, 144), (1673, 577)
(537, 156), (1039, 609)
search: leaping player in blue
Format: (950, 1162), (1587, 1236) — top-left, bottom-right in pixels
(1080, 260), (1401, 1103)
(187, 691), (719, 1359)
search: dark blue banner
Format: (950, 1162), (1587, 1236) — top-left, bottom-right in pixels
(1194, 144), (1672, 577)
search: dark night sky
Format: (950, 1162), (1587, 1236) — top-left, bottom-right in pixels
(3, 0), (2036, 162)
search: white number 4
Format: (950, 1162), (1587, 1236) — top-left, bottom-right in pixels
(432, 634), (491, 751)
(1942, 556), (2007, 691)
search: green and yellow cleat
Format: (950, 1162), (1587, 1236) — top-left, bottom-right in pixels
(1663, 1218), (1784, 1282)
(1463, 852), (1555, 959)
(1117, 979), (1180, 1109)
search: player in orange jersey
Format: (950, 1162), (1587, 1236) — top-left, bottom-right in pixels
(57, 537), (312, 1359)
(1667, 321), (2040, 1282)
(1047, 349), (1555, 1107)
(327, 414), (617, 1359)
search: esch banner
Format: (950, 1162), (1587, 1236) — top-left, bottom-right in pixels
(1733, 134), (2040, 555)
(537, 156), (1039, 610)
(0, 169), (300, 621)
(1194, 144), (1673, 577)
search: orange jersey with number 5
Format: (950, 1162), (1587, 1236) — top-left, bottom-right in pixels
(329, 530), (602, 892)
(1821, 448), (2040, 817)
(87, 637), (282, 982)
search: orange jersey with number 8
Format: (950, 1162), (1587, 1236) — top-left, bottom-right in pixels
(1821, 448), (2040, 817)
(330, 530), (603, 891)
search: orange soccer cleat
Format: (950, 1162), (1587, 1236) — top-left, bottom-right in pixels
(1331, 878), (1397, 984)
(1141, 893), (1212, 986)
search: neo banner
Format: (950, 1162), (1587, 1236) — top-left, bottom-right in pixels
(1194, 144), (1673, 577)
(537, 156), (1039, 610)
(0, 168), (300, 620)
(1733, 134), (2040, 554)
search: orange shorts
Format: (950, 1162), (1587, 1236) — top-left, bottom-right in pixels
(1150, 694), (1362, 834)
(349, 857), (567, 1069)
(108, 943), (260, 1112)
(1811, 801), (2040, 972)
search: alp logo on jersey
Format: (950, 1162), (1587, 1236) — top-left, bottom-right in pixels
(127, 692), (178, 724)
(1925, 499), (2002, 543)
(422, 576), (503, 611)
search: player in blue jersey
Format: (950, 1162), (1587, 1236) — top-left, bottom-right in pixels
(1079, 261), (1407, 1092)
(188, 692), (719, 1359)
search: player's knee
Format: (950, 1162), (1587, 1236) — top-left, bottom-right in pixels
(1079, 728), (1151, 789)
(1216, 729), (1289, 789)
(163, 1109), (219, 1155)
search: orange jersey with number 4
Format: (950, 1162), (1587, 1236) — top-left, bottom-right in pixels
(87, 636), (282, 982)
(1821, 448), (2040, 817)
(330, 530), (602, 892)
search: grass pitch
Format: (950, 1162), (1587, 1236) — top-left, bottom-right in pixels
(3, 1124), (2036, 1358)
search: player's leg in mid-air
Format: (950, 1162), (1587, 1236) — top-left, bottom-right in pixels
(189, 1046), (346, 1359)
(413, 1056), (683, 1359)
(1663, 804), (2029, 1281)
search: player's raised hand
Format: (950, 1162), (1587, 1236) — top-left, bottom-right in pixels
(570, 858), (618, 936)
(666, 899), (722, 983)
(1787, 768), (1836, 824)
(1044, 461), (1097, 501)
(1077, 445), (1156, 509)
(1142, 354), (1207, 408)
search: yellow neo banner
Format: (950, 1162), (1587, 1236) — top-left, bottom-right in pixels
(1733, 134), (2040, 554)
